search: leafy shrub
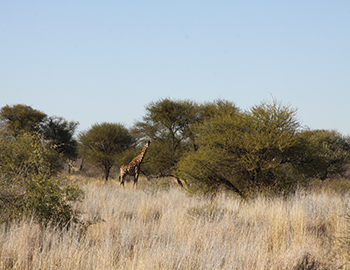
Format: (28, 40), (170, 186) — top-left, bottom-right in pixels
(0, 132), (83, 228)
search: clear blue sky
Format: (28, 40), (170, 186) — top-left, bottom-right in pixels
(1, 1), (349, 135)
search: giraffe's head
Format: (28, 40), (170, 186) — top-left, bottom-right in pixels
(145, 140), (151, 147)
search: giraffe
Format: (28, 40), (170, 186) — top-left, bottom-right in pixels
(119, 140), (150, 188)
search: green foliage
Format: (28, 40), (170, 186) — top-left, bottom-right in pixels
(0, 104), (80, 172)
(24, 174), (83, 228)
(141, 139), (181, 177)
(0, 132), (60, 177)
(133, 98), (199, 147)
(296, 129), (350, 180)
(78, 122), (134, 182)
(0, 104), (47, 137)
(131, 98), (239, 178)
(198, 99), (240, 120)
(132, 98), (199, 177)
(177, 146), (244, 196)
(42, 116), (79, 161)
(177, 100), (302, 197)
(0, 132), (83, 228)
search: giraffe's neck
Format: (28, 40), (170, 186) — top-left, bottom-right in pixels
(131, 143), (149, 165)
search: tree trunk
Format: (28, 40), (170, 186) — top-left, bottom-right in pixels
(105, 167), (110, 183)
(79, 158), (85, 171)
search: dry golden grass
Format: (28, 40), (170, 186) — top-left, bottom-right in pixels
(1, 177), (350, 269)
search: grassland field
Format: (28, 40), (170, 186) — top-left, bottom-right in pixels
(1, 175), (350, 270)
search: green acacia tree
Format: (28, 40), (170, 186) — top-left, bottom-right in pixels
(176, 100), (303, 197)
(78, 122), (134, 182)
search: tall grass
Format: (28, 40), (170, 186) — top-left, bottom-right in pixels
(0, 178), (349, 269)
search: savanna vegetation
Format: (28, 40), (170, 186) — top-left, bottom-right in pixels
(1, 100), (350, 269)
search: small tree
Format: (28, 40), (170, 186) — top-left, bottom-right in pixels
(78, 123), (134, 182)
(42, 116), (79, 172)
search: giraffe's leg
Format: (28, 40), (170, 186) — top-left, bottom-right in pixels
(133, 173), (139, 189)
(119, 174), (125, 187)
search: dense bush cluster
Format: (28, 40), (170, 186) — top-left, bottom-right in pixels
(133, 99), (350, 197)
(176, 101), (350, 197)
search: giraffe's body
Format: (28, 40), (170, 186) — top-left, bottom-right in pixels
(119, 140), (150, 188)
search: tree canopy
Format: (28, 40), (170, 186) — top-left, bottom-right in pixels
(131, 98), (240, 179)
(131, 98), (199, 177)
(78, 122), (134, 182)
(0, 104), (47, 137)
(42, 116), (79, 161)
